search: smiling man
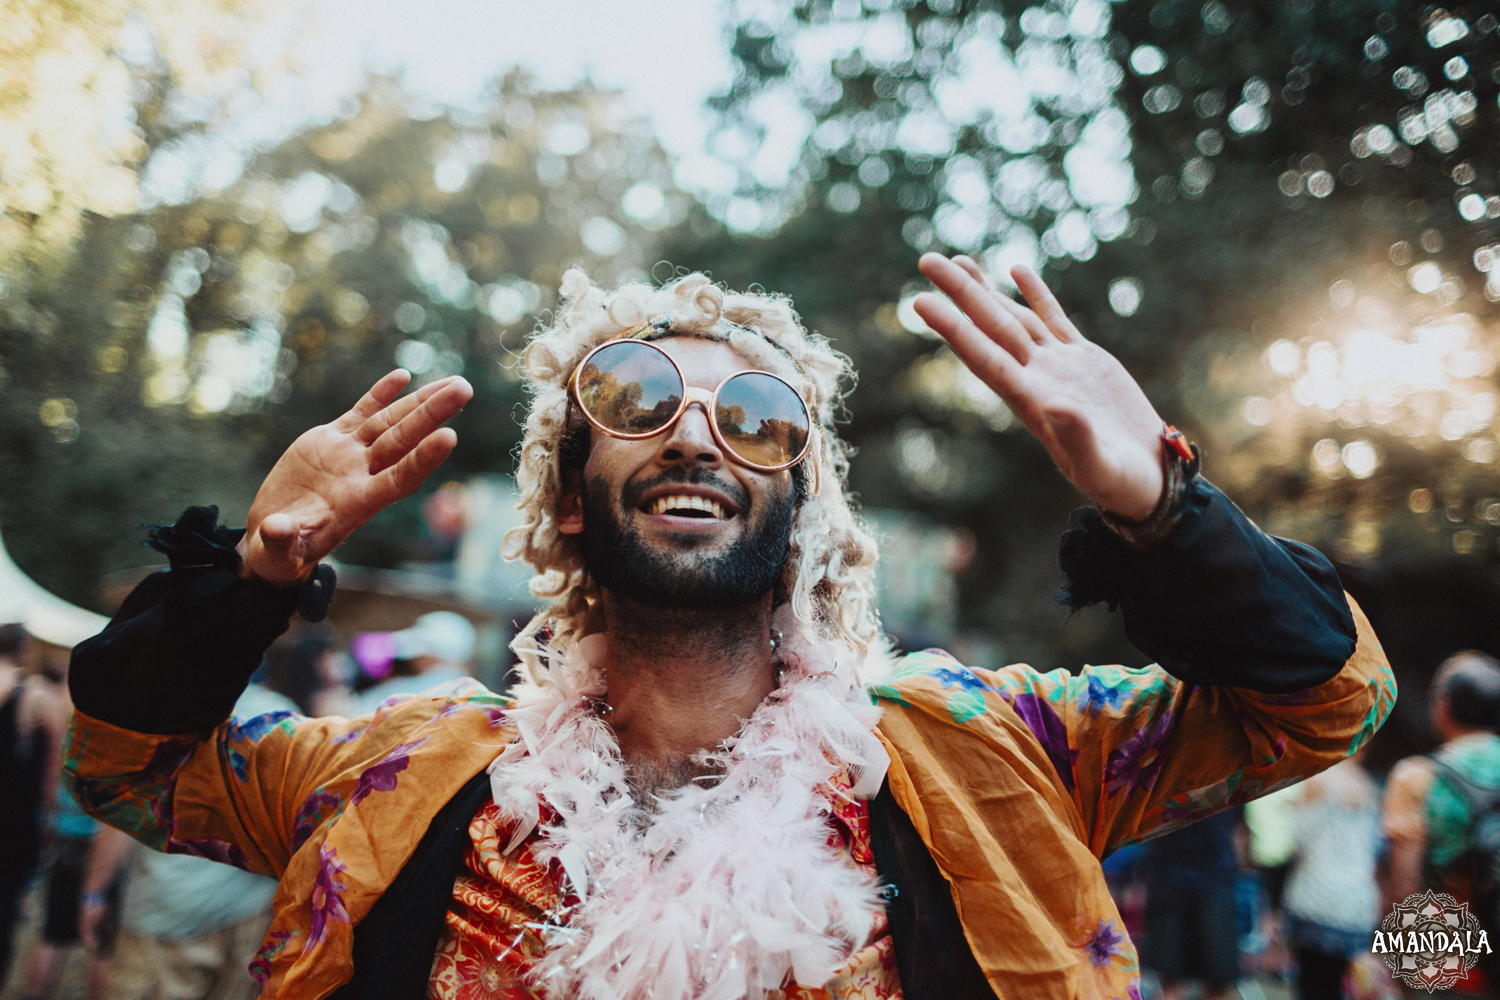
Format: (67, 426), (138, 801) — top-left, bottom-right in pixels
(64, 255), (1395, 1000)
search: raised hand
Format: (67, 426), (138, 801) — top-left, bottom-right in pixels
(914, 253), (1166, 521)
(239, 371), (474, 585)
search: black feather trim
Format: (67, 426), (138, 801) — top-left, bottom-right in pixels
(1055, 506), (1133, 611)
(143, 505), (244, 572)
(143, 506), (336, 622)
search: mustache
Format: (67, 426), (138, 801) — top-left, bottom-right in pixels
(621, 466), (750, 512)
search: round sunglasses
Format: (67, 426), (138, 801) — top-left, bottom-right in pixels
(570, 335), (815, 473)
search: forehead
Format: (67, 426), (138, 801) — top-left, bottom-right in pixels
(651, 336), (756, 388)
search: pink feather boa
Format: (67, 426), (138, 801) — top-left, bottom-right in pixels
(487, 622), (893, 1000)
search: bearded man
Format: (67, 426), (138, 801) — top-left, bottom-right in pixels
(64, 254), (1394, 1000)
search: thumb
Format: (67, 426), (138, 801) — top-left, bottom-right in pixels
(249, 513), (303, 579)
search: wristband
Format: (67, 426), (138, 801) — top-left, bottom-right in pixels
(1099, 423), (1199, 550)
(79, 890), (107, 907)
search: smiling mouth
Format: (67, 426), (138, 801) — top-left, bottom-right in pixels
(646, 494), (729, 519)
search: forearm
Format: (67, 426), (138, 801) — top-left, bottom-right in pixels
(1381, 841), (1423, 909)
(1058, 465), (1355, 693)
(82, 824), (134, 896)
(68, 506), (333, 734)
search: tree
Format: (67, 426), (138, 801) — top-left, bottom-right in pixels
(0, 71), (683, 607)
(0, 0), (276, 265)
(670, 0), (1500, 678)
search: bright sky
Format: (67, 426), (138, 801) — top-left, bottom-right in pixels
(144, 0), (738, 205)
(298, 0), (733, 159)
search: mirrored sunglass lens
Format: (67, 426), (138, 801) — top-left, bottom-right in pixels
(715, 372), (810, 467)
(576, 342), (682, 434)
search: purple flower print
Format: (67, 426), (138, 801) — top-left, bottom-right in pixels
(1013, 694), (1080, 792)
(309, 844), (351, 947)
(166, 836), (252, 871)
(351, 737), (430, 805)
(292, 788), (343, 850)
(140, 738), (196, 782)
(1128, 976), (1143, 1000)
(249, 930), (296, 984)
(1104, 711), (1176, 796)
(1082, 917), (1126, 969)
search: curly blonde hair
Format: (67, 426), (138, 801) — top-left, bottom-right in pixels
(501, 268), (885, 694)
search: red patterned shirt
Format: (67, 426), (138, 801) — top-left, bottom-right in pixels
(428, 769), (901, 1000)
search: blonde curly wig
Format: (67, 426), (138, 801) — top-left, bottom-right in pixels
(501, 268), (886, 695)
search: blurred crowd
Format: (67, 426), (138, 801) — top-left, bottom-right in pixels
(8, 612), (1500, 1000)
(1104, 651), (1500, 1000)
(0, 611), (478, 1000)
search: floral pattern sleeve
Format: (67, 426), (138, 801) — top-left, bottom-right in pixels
(874, 592), (1395, 858)
(63, 679), (514, 997)
(62, 681), (509, 878)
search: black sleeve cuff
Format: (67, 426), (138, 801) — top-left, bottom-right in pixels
(1057, 479), (1356, 694)
(69, 506), (335, 734)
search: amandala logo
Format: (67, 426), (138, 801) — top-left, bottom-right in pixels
(1372, 890), (1492, 992)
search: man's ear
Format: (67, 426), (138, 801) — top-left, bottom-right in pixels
(557, 470), (584, 535)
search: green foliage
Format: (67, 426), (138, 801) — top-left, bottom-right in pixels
(5, 0), (1499, 700)
(670, 0), (1500, 671)
(0, 72), (678, 608)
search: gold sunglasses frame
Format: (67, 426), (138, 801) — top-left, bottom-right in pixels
(569, 334), (817, 477)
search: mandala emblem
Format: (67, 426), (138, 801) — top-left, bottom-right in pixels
(1374, 890), (1488, 993)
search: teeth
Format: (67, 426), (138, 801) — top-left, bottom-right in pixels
(649, 494), (727, 519)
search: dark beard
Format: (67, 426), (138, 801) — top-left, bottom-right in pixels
(581, 468), (793, 611)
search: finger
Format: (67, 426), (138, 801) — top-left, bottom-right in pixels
(336, 370), (413, 430)
(369, 427), (459, 508)
(367, 378), (474, 473)
(240, 512), (308, 585)
(981, 281), (1060, 345)
(950, 255), (1059, 348)
(911, 292), (1065, 452)
(917, 253), (1035, 363)
(356, 375), (462, 445)
(952, 255), (993, 290)
(1012, 266), (1086, 343)
(912, 293), (1028, 400)
(256, 512), (301, 562)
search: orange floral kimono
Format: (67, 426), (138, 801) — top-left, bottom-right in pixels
(63, 594), (1393, 1000)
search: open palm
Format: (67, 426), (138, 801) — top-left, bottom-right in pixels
(914, 254), (1166, 521)
(240, 370), (474, 584)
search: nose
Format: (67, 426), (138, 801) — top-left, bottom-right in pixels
(655, 399), (724, 469)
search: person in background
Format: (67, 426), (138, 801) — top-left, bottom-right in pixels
(1282, 751), (1381, 1000)
(76, 683), (298, 1000)
(265, 627), (358, 718)
(0, 623), (64, 987)
(1381, 650), (1500, 997)
(1245, 782), (1299, 918)
(21, 782), (115, 1000)
(1243, 782), (1301, 979)
(351, 610), (475, 715)
(1140, 808), (1245, 1000)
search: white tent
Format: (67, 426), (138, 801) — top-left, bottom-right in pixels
(0, 521), (110, 648)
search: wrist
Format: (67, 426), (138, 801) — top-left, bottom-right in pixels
(1099, 425), (1198, 550)
(79, 890), (107, 907)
